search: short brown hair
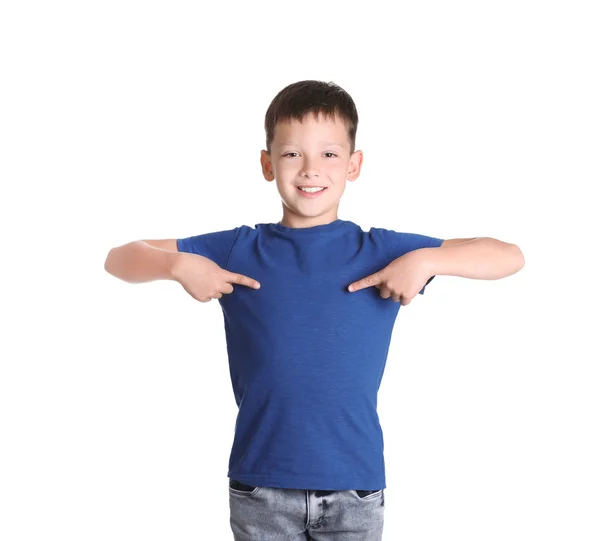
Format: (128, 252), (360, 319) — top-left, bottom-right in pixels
(264, 80), (359, 155)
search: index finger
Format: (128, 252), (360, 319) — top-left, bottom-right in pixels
(348, 270), (383, 292)
(224, 271), (261, 289)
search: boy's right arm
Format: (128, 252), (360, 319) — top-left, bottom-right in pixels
(104, 239), (180, 283)
(104, 239), (261, 303)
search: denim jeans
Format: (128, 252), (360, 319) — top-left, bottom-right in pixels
(229, 478), (385, 540)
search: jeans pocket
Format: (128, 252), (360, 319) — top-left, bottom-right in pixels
(229, 478), (262, 496)
(353, 488), (384, 500)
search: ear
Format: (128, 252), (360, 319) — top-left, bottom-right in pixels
(347, 150), (363, 181)
(260, 150), (275, 182)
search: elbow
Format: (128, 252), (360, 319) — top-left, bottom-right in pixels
(512, 244), (525, 270)
(104, 248), (115, 274)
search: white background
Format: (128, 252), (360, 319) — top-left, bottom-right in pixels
(1, 1), (598, 540)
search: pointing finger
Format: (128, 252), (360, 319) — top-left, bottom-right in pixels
(225, 271), (261, 289)
(348, 271), (383, 292)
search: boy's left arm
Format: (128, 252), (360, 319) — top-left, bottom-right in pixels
(426, 237), (525, 280)
(347, 237), (525, 302)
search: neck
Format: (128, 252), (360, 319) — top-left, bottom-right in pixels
(279, 205), (339, 229)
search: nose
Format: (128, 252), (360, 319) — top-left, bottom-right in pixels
(299, 158), (320, 179)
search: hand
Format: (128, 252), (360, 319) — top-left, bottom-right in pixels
(347, 251), (432, 306)
(171, 253), (260, 303)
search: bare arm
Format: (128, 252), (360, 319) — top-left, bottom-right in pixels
(104, 239), (180, 283)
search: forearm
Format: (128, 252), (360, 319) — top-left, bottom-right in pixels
(421, 237), (525, 280)
(104, 241), (180, 283)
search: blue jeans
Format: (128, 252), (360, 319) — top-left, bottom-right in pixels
(229, 479), (385, 540)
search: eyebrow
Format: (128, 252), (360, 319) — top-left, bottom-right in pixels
(280, 141), (345, 147)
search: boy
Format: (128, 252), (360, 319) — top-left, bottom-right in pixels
(104, 80), (525, 540)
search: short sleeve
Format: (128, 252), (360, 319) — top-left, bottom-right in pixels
(176, 227), (240, 269)
(372, 228), (444, 295)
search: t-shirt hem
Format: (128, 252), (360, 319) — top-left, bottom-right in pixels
(227, 471), (386, 491)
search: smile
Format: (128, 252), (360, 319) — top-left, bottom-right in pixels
(297, 186), (327, 198)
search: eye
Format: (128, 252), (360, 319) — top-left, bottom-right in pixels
(282, 152), (337, 158)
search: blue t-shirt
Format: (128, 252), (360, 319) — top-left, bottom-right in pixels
(177, 219), (444, 491)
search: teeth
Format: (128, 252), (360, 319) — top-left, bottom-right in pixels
(299, 187), (325, 193)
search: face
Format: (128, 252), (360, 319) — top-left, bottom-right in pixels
(260, 112), (363, 228)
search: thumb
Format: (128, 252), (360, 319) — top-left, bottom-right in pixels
(224, 271), (261, 289)
(348, 270), (383, 292)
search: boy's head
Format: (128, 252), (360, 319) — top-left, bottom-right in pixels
(260, 80), (363, 228)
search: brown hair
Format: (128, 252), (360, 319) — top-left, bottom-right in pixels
(264, 80), (359, 155)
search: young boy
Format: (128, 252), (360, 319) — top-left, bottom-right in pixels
(105, 80), (525, 540)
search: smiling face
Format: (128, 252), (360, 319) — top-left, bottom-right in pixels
(260, 111), (363, 228)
